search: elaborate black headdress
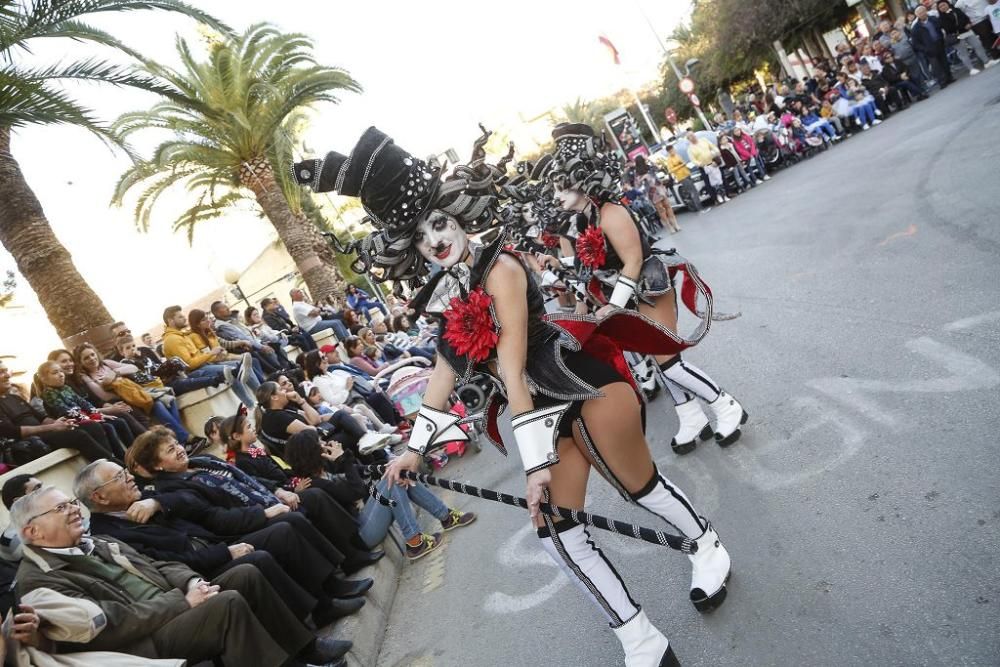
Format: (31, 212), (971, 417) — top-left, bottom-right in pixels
(499, 154), (566, 240)
(545, 122), (623, 204)
(292, 126), (504, 283)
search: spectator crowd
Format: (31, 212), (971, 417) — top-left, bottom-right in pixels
(0, 285), (476, 666)
(624, 0), (999, 230)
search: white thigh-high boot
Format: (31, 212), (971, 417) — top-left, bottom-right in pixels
(538, 520), (678, 666)
(663, 376), (712, 455)
(660, 355), (748, 446)
(630, 467), (732, 612)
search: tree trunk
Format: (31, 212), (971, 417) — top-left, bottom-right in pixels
(0, 126), (114, 343)
(243, 164), (343, 303)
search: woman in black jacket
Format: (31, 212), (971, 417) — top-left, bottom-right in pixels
(936, 1), (994, 73)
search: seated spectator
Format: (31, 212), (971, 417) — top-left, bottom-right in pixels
(318, 345), (404, 429)
(290, 288), (348, 341)
(345, 284), (389, 323)
(859, 62), (897, 114)
(889, 28), (927, 89)
(222, 411), (365, 511)
(0, 360), (117, 463)
(10, 485), (349, 666)
(116, 334), (224, 397)
(161, 305), (259, 407)
(845, 79), (880, 129)
(880, 52), (926, 105)
(299, 351), (399, 436)
(76, 459), (367, 630)
(127, 426), (384, 574)
(211, 301), (290, 373)
(261, 297), (318, 352)
(35, 360), (143, 452)
(188, 309), (266, 384)
(73, 343), (203, 453)
(817, 97), (846, 134)
(344, 335), (384, 376)
(245, 305), (292, 360)
(376, 318), (436, 360)
(285, 430), (476, 560)
(256, 379), (392, 461)
(799, 107), (839, 141)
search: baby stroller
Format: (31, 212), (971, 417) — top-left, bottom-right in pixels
(384, 363), (483, 467)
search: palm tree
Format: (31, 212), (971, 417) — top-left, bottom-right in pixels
(111, 23), (361, 302)
(0, 0), (229, 341)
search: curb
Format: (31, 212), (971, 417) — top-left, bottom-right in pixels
(321, 534), (405, 667)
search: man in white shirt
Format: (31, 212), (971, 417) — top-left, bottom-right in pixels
(289, 289), (348, 340)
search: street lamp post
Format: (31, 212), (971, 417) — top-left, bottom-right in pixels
(224, 268), (253, 311)
(635, 2), (714, 131)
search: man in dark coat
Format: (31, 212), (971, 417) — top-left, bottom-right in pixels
(911, 5), (956, 86)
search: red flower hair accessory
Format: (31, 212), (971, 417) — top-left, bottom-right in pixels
(540, 231), (560, 249)
(576, 225), (606, 270)
(442, 287), (499, 363)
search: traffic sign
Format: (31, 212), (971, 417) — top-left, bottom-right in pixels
(688, 93), (700, 108)
(678, 77), (696, 95)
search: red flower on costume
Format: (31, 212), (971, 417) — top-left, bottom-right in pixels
(442, 287), (499, 363)
(576, 225), (606, 270)
(540, 231), (560, 249)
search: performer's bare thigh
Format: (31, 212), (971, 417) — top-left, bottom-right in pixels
(574, 382), (656, 495)
(532, 437), (591, 529)
(639, 289), (679, 365)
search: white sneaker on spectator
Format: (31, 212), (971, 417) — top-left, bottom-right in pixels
(763, 175), (771, 181)
(969, 68), (981, 75)
(985, 60), (999, 69)
(862, 124), (871, 130)
(378, 424), (398, 434)
(222, 365), (234, 385)
(872, 119), (883, 126)
(875, 109), (883, 117)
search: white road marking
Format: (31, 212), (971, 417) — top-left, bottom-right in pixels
(943, 310), (1000, 331)
(482, 523), (568, 614)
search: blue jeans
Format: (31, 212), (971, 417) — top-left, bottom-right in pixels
(207, 361), (260, 407)
(353, 299), (389, 322)
(151, 399), (191, 442)
(169, 370), (223, 396)
(358, 479), (450, 546)
(309, 319), (349, 341)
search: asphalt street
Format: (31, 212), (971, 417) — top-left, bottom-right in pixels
(377, 69), (1000, 667)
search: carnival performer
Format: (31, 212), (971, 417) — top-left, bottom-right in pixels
(293, 126), (732, 667)
(544, 123), (749, 455)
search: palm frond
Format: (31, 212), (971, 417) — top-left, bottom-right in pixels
(0, 68), (113, 140)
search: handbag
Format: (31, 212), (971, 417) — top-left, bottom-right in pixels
(108, 377), (154, 413)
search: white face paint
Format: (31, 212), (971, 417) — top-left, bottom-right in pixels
(415, 213), (469, 269)
(553, 185), (586, 212)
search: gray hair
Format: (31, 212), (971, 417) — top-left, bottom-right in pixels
(9, 485), (59, 540)
(73, 459), (111, 510)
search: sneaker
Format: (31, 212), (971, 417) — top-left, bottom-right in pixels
(985, 60), (999, 69)
(238, 352), (253, 382)
(378, 424), (398, 434)
(862, 124), (870, 130)
(875, 109), (883, 117)
(222, 364), (234, 385)
(441, 509), (477, 531)
(872, 118), (882, 125)
(386, 434), (403, 445)
(358, 432), (392, 455)
(763, 174), (771, 181)
(970, 68), (981, 75)
(405, 532), (443, 561)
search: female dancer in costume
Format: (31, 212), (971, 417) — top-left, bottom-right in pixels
(545, 123), (748, 455)
(293, 127), (731, 666)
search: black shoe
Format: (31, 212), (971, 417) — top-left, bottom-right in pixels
(313, 596), (365, 625)
(325, 575), (374, 599)
(342, 550), (384, 575)
(300, 637), (352, 664)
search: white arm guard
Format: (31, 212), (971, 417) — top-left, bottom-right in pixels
(560, 256), (575, 268)
(608, 275), (638, 309)
(407, 404), (469, 456)
(511, 403), (571, 474)
(540, 270), (559, 287)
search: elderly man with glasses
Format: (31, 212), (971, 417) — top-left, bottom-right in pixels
(9, 485), (348, 666)
(75, 459), (367, 633)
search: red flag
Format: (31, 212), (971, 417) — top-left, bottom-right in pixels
(598, 34), (620, 65)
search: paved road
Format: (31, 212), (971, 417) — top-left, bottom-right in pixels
(377, 70), (1000, 667)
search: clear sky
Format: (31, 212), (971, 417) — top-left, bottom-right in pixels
(1, 0), (692, 364)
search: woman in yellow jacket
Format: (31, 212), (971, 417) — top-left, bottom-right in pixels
(685, 132), (727, 205)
